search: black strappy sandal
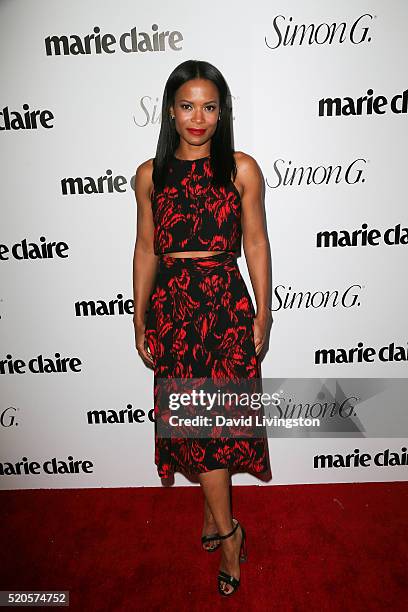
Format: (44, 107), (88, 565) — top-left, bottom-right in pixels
(201, 532), (221, 552)
(217, 518), (247, 596)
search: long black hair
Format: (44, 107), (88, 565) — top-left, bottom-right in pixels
(152, 60), (236, 190)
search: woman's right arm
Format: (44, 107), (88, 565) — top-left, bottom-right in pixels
(133, 159), (159, 368)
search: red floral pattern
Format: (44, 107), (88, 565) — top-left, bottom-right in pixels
(151, 156), (242, 255)
(144, 252), (270, 480)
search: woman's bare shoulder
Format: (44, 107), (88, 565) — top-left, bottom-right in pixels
(233, 151), (262, 179)
(234, 150), (261, 168)
(135, 158), (154, 192)
(136, 157), (154, 177)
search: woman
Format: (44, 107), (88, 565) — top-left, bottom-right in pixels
(132, 59), (272, 596)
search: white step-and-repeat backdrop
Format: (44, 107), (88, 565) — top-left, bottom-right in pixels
(1, 0), (407, 489)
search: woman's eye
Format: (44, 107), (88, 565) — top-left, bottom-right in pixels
(179, 104), (217, 111)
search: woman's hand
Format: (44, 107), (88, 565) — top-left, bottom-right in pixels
(253, 309), (273, 356)
(134, 319), (155, 369)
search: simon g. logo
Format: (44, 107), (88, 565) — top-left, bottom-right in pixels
(134, 96), (163, 127)
(265, 13), (373, 49)
(133, 94), (239, 127)
(273, 284), (363, 311)
(0, 406), (18, 427)
(266, 158), (366, 188)
(45, 24), (183, 56)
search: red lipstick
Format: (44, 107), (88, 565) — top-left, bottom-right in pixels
(187, 128), (206, 135)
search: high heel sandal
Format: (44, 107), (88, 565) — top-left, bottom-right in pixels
(217, 518), (247, 596)
(201, 532), (221, 552)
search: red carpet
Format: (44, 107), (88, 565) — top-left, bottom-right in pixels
(1, 482), (407, 611)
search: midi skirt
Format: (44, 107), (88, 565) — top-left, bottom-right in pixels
(144, 251), (270, 481)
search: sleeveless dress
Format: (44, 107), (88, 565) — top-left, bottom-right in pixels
(144, 154), (270, 480)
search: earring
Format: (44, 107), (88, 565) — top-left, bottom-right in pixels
(170, 114), (175, 120)
(218, 114), (221, 121)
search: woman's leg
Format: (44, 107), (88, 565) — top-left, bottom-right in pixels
(202, 497), (220, 550)
(198, 469), (244, 594)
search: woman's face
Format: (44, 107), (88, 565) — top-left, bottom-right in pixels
(169, 78), (220, 148)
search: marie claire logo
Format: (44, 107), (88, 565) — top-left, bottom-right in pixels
(315, 341), (408, 365)
(0, 104), (54, 130)
(273, 284), (362, 311)
(60, 168), (150, 194)
(319, 88), (408, 116)
(61, 170), (128, 195)
(265, 13), (373, 49)
(1, 353), (82, 374)
(314, 447), (408, 468)
(75, 294), (134, 317)
(0, 455), (94, 475)
(87, 404), (155, 424)
(266, 158), (366, 188)
(316, 223), (408, 248)
(45, 24), (183, 56)
(0, 237), (69, 261)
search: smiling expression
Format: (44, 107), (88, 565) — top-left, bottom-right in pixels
(169, 78), (220, 148)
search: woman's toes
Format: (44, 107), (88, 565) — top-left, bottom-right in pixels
(222, 581), (232, 595)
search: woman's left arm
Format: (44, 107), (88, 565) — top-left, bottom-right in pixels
(237, 152), (273, 356)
